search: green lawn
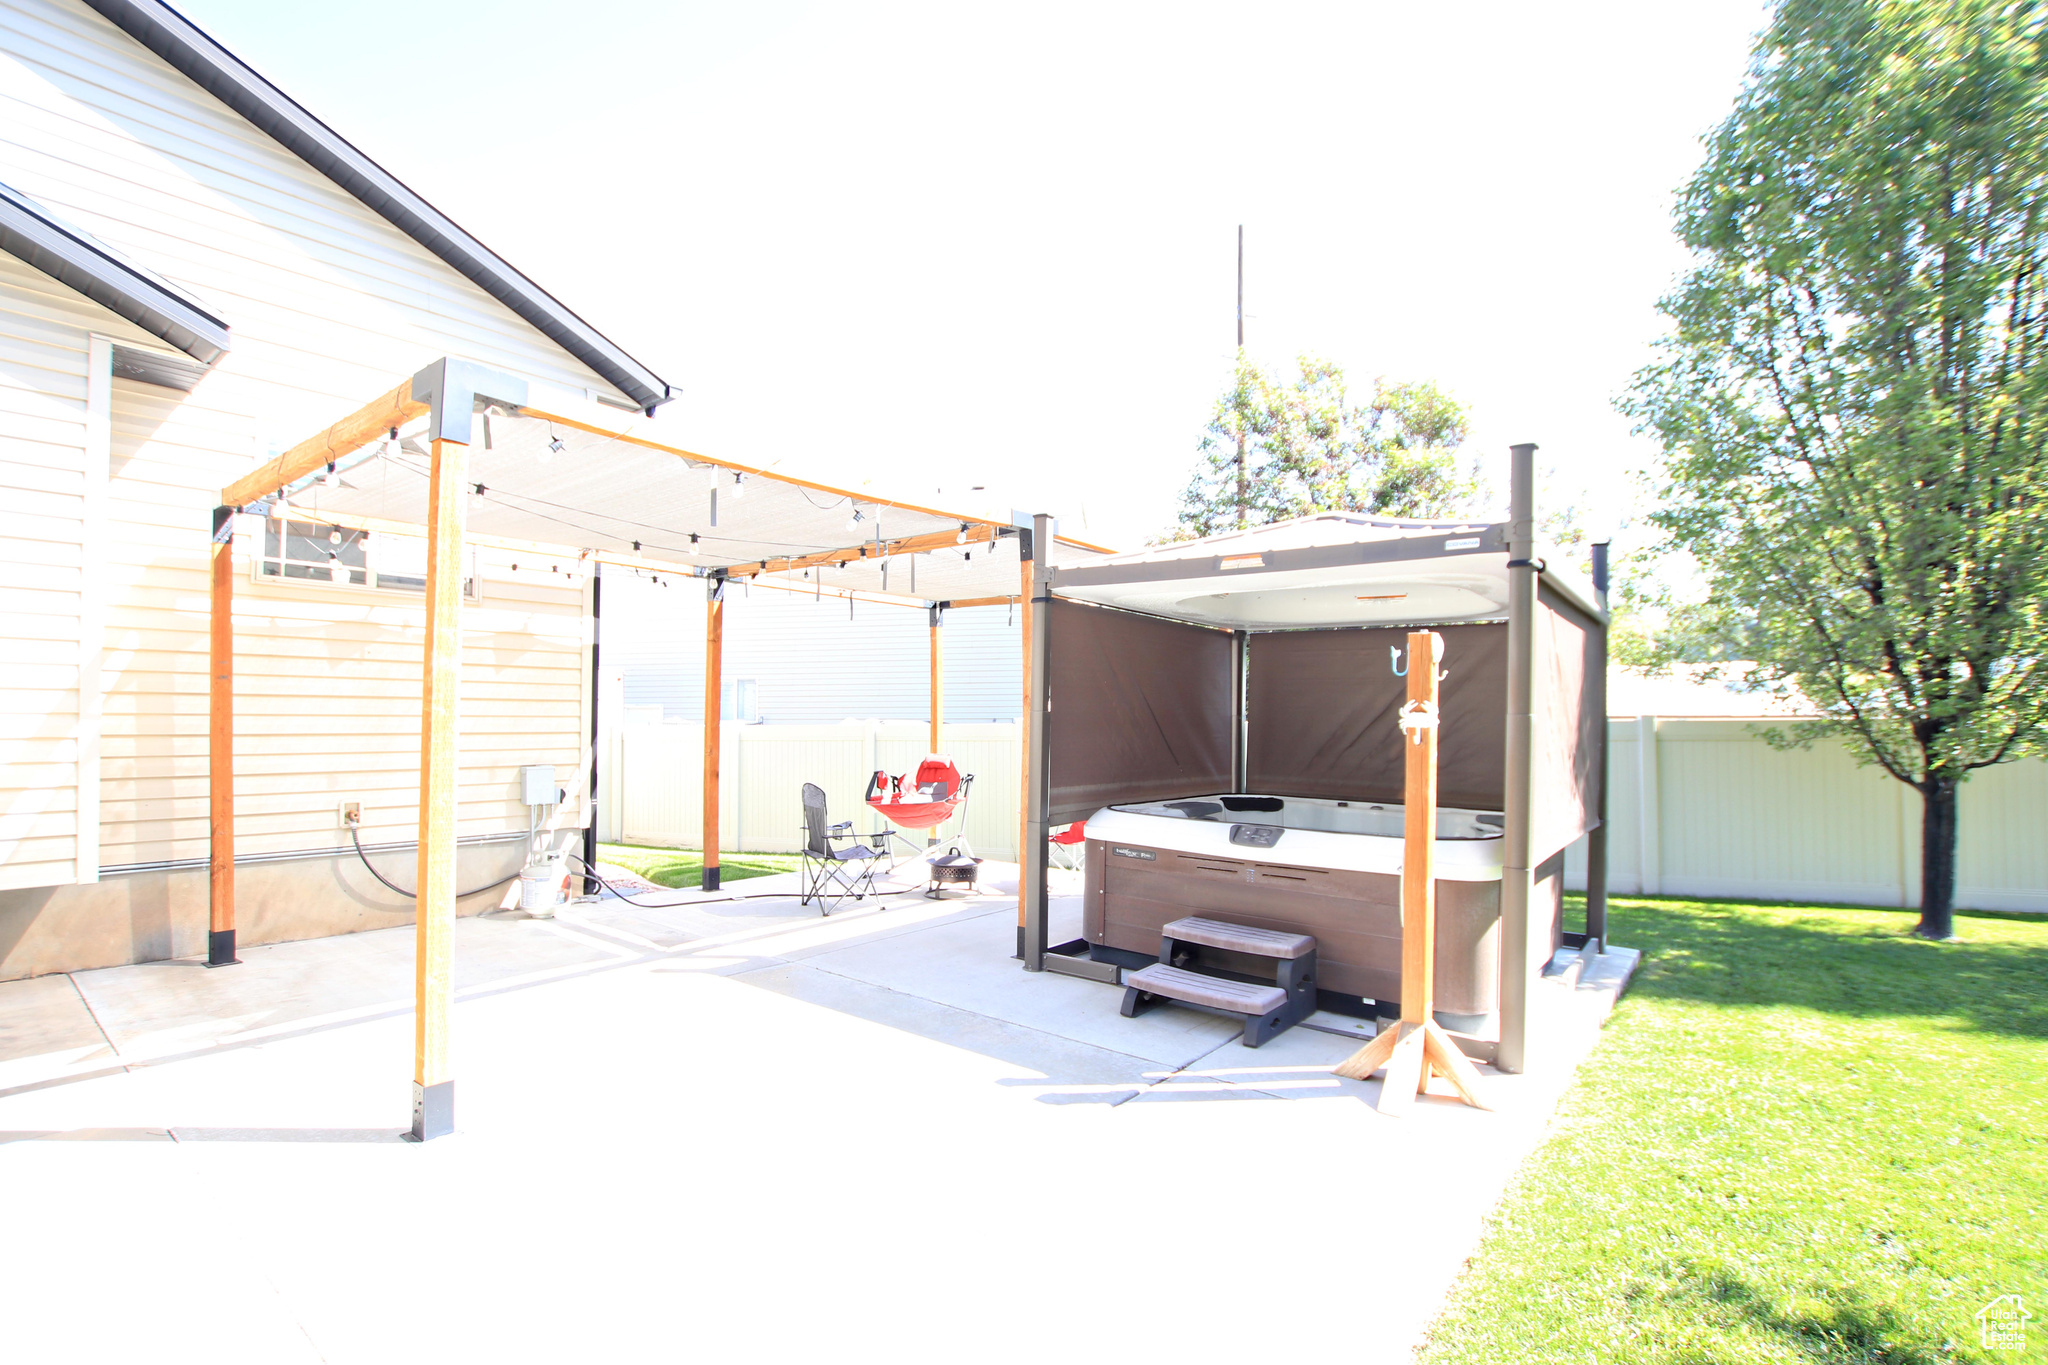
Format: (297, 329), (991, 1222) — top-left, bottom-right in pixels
(1419, 897), (2048, 1365)
(596, 843), (799, 890)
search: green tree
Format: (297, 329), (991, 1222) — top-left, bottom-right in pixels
(1626, 0), (2048, 939)
(1168, 352), (1480, 539)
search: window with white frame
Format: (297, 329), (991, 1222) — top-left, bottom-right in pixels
(722, 677), (760, 723)
(255, 519), (478, 600)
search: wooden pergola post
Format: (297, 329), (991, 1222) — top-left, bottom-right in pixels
(1015, 534), (1033, 959)
(401, 358), (524, 1143)
(928, 604), (945, 848)
(411, 435), (467, 1141)
(206, 505), (240, 967)
(1020, 515), (1053, 970)
(928, 604), (944, 755)
(702, 575), (724, 891)
(1335, 630), (1489, 1115)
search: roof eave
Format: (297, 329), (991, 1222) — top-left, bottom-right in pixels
(0, 179), (230, 363)
(80, 0), (674, 413)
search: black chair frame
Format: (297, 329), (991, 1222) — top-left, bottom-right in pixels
(798, 782), (886, 915)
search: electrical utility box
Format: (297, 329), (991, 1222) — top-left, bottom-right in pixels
(520, 764), (558, 807)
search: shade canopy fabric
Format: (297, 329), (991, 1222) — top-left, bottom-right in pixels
(275, 402), (1110, 607)
(1048, 513), (1600, 630)
(1046, 599), (1234, 822)
(1246, 623), (1511, 810)
(1534, 584), (1604, 860)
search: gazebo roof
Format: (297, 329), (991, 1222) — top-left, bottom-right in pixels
(1048, 513), (1603, 629)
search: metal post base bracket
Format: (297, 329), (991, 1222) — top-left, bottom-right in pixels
(408, 1080), (455, 1142)
(205, 929), (240, 968)
(702, 866), (721, 892)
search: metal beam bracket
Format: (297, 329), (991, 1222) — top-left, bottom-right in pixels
(411, 357), (529, 446)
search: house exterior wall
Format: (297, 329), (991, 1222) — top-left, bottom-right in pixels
(0, 0), (631, 977)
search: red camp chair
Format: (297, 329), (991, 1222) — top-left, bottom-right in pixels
(1048, 821), (1087, 871)
(866, 756), (974, 852)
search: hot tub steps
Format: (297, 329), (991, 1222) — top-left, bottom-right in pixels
(1119, 917), (1318, 1047)
(1160, 916), (1315, 960)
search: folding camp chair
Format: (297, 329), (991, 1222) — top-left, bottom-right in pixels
(1048, 821), (1087, 871)
(798, 782), (886, 915)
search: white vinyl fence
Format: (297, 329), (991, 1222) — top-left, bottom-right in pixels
(1562, 717), (2048, 912)
(603, 715), (2048, 912)
(600, 721), (1023, 860)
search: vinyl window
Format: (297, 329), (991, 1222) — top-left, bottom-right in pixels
(255, 519), (478, 600)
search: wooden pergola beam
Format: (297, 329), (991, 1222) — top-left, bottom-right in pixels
(725, 524), (998, 579)
(222, 379), (426, 508)
(940, 594), (1019, 610)
(521, 405), (1015, 532)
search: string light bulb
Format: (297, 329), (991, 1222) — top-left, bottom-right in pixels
(731, 471), (747, 499)
(846, 507), (866, 534)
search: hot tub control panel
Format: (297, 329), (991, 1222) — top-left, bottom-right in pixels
(1228, 823), (1284, 848)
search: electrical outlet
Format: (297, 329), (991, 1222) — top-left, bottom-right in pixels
(340, 801), (361, 828)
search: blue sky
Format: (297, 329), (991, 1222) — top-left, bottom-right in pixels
(176, 0), (1769, 550)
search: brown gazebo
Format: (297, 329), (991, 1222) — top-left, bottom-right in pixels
(1010, 445), (1613, 1074)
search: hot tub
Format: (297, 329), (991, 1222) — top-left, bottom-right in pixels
(1081, 793), (1557, 1019)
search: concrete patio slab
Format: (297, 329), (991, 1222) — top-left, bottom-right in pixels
(735, 959), (1172, 1105)
(0, 860), (1637, 1364)
(791, 894), (1246, 1065)
(0, 972), (115, 1090)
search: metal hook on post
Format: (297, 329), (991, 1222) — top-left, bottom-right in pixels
(1390, 645), (1407, 677)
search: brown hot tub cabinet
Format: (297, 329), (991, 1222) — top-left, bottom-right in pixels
(1077, 794), (1564, 1022)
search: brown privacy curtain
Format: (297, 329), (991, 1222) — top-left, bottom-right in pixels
(1047, 598), (1234, 821)
(1534, 584), (1604, 860)
(1246, 624), (1509, 809)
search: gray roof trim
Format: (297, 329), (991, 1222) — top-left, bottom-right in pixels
(80, 0), (675, 414)
(0, 179), (230, 363)
(112, 341), (211, 390)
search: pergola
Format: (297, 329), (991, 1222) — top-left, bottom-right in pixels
(208, 357), (1110, 1140)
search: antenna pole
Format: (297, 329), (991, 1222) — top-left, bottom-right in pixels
(1234, 224), (1247, 529)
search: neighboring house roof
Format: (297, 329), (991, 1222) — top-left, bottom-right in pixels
(79, 0), (675, 415)
(0, 176), (230, 371)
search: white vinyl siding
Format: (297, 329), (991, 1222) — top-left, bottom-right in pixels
(0, 255), (86, 887)
(99, 375), (588, 866)
(0, 254), (165, 887)
(0, 0), (633, 889)
(0, 0), (634, 420)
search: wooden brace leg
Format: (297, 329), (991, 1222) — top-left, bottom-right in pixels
(1375, 1024), (1428, 1117)
(1333, 1019), (1405, 1081)
(1422, 1021), (1493, 1111)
